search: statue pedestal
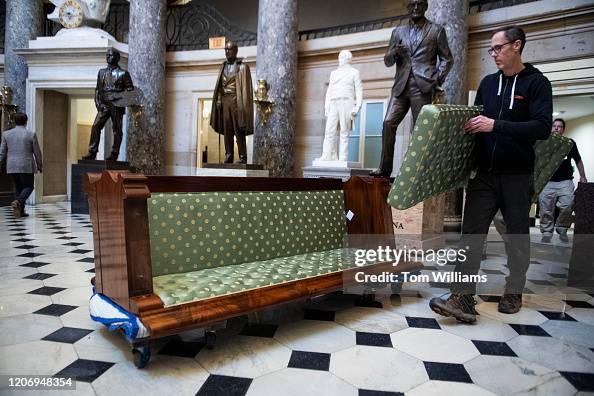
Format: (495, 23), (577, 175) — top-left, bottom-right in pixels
(302, 165), (371, 181)
(71, 159), (133, 214)
(392, 195), (445, 250)
(196, 163), (269, 177)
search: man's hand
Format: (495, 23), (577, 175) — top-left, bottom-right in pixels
(216, 100), (222, 110)
(394, 44), (407, 56)
(464, 115), (495, 134)
(37, 167), (42, 173)
(580, 176), (588, 183)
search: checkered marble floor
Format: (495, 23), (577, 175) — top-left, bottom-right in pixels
(1, 203), (594, 396)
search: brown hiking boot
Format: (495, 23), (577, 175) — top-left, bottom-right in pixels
(498, 294), (522, 314)
(429, 293), (478, 323)
(11, 200), (21, 218)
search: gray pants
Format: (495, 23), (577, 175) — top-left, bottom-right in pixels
(539, 180), (574, 236)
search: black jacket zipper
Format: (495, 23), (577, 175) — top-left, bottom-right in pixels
(489, 78), (508, 171)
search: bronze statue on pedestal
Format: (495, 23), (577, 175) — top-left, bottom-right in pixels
(370, 0), (453, 177)
(83, 48), (134, 161)
(210, 41), (254, 164)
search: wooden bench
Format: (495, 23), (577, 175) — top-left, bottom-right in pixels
(84, 171), (422, 367)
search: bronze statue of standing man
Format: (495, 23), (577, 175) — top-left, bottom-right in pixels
(83, 48), (134, 161)
(370, 0), (453, 177)
(210, 41), (254, 164)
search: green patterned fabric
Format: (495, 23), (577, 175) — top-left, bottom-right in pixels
(388, 104), (483, 209)
(153, 248), (369, 306)
(533, 133), (574, 202)
(148, 191), (347, 277)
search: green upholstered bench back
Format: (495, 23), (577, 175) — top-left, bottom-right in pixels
(147, 190), (347, 276)
(388, 104), (482, 210)
(533, 133), (574, 202)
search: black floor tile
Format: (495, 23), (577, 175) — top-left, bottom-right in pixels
(479, 295), (501, 303)
(428, 282), (450, 289)
(304, 309), (335, 321)
(538, 311), (576, 321)
(158, 338), (204, 358)
(471, 340), (517, 357)
(12, 238), (32, 243)
(54, 359), (114, 383)
(42, 327), (93, 343)
(28, 286), (66, 296)
(69, 249), (92, 254)
(18, 252), (43, 258)
(423, 361), (473, 383)
(86, 268), (95, 273)
(287, 350), (330, 371)
(481, 269), (505, 275)
(57, 236), (76, 240)
(560, 372), (594, 392)
(13, 244), (39, 250)
(240, 323), (278, 338)
(564, 300), (594, 309)
(548, 273), (566, 279)
(34, 304), (78, 317)
(20, 261), (50, 268)
(405, 317), (441, 330)
(196, 374), (252, 396)
(530, 260), (542, 265)
(62, 242), (84, 247)
(23, 272), (57, 280)
(12, 232), (29, 237)
(78, 257), (95, 263)
(527, 279), (555, 286)
(354, 298), (384, 309)
(53, 231), (70, 235)
(356, 332), (392, 348)
(509, 324), (550, 337)
(359, 390), (404, 396)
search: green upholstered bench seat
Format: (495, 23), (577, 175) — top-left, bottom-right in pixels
(153, 248), (369, 307)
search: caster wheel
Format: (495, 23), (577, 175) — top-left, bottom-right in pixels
(390, 282), (403, 294)
(132, 346), (151, 368)
(90, 276), (95, 287)
(205, 331), (216, 350)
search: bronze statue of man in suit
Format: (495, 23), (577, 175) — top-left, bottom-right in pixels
(83, 48), (134, 161)
(370, 0), (453, 177)
(210, 41), (254, 164)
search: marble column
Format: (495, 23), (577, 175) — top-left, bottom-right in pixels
(126, 0), (167, 174)
(254, 0), (298, 177)
(4, 0), (43, 112)
(427, 0), (469, 229)
(427, 0), (469, 105)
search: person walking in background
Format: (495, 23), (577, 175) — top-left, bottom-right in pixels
(539, 118), (587, 243)
(0, 113), (43, 218)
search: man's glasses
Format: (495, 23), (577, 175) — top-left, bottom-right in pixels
(488, 41), (515, 56)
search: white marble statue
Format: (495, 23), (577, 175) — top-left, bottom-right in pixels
(315, 50), (363, 165)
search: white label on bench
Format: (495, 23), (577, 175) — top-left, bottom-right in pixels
(346, 210), (354, 221)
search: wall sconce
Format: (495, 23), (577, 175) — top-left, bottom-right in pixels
(1, 86), (18, 130)
(130, 104), (144, 128)
(254, 79), (274, 126)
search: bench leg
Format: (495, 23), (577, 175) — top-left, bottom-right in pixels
(132, 343), (151, 369)
(205, 331), (217, 350)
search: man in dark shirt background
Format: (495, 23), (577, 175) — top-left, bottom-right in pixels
(539, 118), (587, 243)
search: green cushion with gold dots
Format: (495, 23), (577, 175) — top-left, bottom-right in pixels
(388, 104), (483, 210)
(532, 133), (574, 202)
(147, 190), (347, 277)
(153, 248), (375, 307)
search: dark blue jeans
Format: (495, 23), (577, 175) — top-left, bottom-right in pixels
(10, 173), (35, 208)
